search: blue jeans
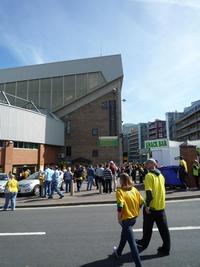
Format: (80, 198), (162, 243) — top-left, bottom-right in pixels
(87, 176), (94, 190)
(117, 218), (142, 267)
(45, 180), (52, 197)
(4, 192), (17, 210)
(50, 182), (64, 198)
(65, 180), (72, 193)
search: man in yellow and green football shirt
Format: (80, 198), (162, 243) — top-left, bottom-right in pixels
(178, 156), (188, 190)
(136, 158), (171, 256)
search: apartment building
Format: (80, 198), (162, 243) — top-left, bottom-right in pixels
(175, 100), (200, 141)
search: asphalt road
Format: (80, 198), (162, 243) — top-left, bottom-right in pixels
(0, 199), (200, 267)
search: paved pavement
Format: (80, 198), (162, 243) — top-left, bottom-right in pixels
(1, 182), (200, 208)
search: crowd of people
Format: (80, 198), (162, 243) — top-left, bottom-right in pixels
(36, 161), (149, 198)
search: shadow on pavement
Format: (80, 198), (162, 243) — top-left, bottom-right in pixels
(80, 252), (165, 267)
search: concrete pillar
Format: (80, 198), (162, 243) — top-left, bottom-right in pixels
(70, 180), (74, 196)
(4, 141), (14, 173)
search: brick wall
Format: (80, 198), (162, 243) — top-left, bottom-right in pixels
(44, 145), (60, 165)
(65, 91), (121, 165)
(1, 142), (60, 173)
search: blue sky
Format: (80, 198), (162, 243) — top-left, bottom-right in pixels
(0, 0), (200, 124)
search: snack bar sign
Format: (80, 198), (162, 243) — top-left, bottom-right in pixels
(145, 139), (169, 149)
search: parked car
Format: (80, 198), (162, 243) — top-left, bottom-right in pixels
(0, 173), (9, 194)
(18, 172), (41, 196)
(18, 171), (65, 196)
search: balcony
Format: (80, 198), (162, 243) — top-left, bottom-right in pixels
(176, 125), (200, 138)
(176, 115), (200, 131)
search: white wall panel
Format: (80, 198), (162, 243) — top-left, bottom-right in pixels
(0, 104), (64, 146)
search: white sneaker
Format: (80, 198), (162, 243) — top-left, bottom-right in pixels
(113, 246), (119, 259)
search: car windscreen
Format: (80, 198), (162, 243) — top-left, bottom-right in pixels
(0, 174), (8, 180)
(26, 173), (39, 180)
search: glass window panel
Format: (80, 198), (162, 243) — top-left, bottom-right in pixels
(29, 80), (39, 107)
(5, 82), (16, 105)
(65, 120), (71, 135)
(0, 83), (4, 91)
(64, 75), (75, 105)
(66, 146), (71, 157)
(99, 72), (106, 84)
(16, 81), (28, 107)
(17, 81), (28, 99)
(52, 77), (63, 109)
(76, 74), (87, 98)
(88, 72), (100, 92)
(0, 90), (8, 104)
(40, 78), (51, 110)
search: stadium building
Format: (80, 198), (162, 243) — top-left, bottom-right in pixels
(0, 54), (123, 174)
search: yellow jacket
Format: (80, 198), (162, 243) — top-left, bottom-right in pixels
(5, 178), (18, 193)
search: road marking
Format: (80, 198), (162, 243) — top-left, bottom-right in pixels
(133, 226), (200, 232)
(166, 198), (200, 203)
(0, 232), (46, 236)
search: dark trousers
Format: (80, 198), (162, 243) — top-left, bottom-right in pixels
(95, 176), (99, 189)
(117, 218), (142, 267)
(179, 169), (188, 189)
(39, 184), (45, 197)
(193, 175), (200, 188)
(140, 208), (170, 252)
(76, 179), (82, 192)
(65, 180), (72, 193)
(104, 179), (112, 193)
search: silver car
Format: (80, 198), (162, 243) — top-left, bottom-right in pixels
(18, 171), (64, 196)
(0, 173), (9, 193)
(18, 172), (41, 196)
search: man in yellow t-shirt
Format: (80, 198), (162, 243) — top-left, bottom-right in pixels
(136, 158), (171, 256)
(178, 156), (188, 190)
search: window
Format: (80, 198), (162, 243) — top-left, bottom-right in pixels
(64, 75), (75, 105)
(65, 120), (71, 135)
(52, 76), (63, 109)
(5, 82), (16, 105)
(101, 101), (108, 109)
(92, 150), (98, 157)
(13, 142), (38, 149)
(0, 140), (4, 147)
(66, 146), (71, 157)
(92, 128), (98, 136)
(109, 100), (117, 136)
(40, 78), (51, 109)
(76, 74), (87, 98)
(29, 79), (39, 107)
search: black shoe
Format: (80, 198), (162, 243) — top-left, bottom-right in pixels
(59, 195), (64, 199)
(48, 196), (53, 199)
(157, 247), (170, 256)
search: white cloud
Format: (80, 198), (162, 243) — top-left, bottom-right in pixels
(1, 33), (44, 65)
(131, 0), (200, 9)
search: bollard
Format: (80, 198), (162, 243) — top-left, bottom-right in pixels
(70, 180), (74, 196)
(99, 182), (102, 194)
